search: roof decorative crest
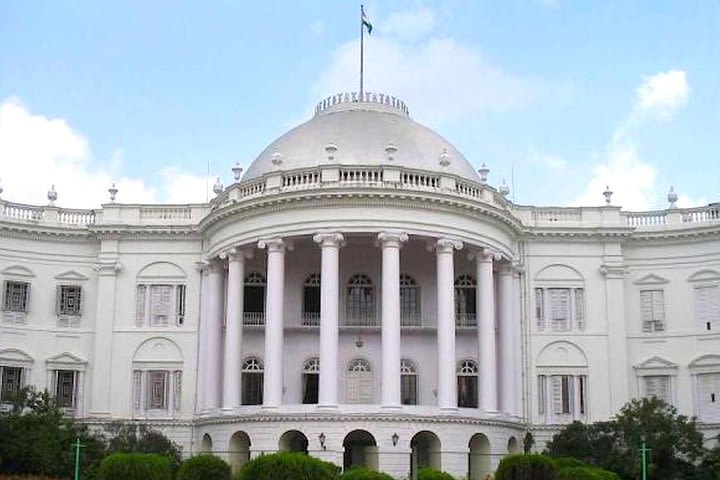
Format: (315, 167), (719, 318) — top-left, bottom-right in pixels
(314, 91), (410, 117)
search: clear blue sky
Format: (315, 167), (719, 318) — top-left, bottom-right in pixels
(0, 1), (718, 208)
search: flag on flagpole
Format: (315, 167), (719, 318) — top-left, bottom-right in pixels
(362, 5), (373, 34)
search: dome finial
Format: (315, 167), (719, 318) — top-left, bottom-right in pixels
(271, 152), (284, 168)
(213, 177), (223, 195)
(667, 186), (678, 209)
(232, 163), (243, 181)
(478, 163), (490, 183)
(603, 185), (613, 205)
(0, 178), (4, 199)
(439, 149), (450, 167)
(108, 183), (118, 203)
(47, 185), (57, 206)
(499, 178), (510, 197)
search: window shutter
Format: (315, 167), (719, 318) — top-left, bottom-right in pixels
(159, 286), (172, 326)
(173, 371), (182, 412)
(538, 375), (546, 415)
(176, 286), (186, 325)
(132, 370), (142, 410)
(23, 284), (30, 313)
(135, 286), (146, 327)
(535, 288), (544, 331)
(575, 289), (585, 330)
(552, 376), (564, 414)
(696, 286), (720, 330)
(549, 289), (570, 331)
(652, 291), (665, 331)
(640, 291), (653, 332)
(76, 287), (82, 317)
(2, 281), (8, 310)
(55, 286), (62, 315)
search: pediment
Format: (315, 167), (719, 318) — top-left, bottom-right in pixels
(1, 265), (35, 278)
(634, 274), (669, 286)
(688, 269), (720, 283)
(0, 348), (34, 365)
(534, 264), (584, 282)
(137, 262), (186, 280)
(46, 352), (87, 365)
(634, 356), (677, 371)
(54, 270), (89, 281)
(689, 354), (720, 369)
(536, 341), (587, 367)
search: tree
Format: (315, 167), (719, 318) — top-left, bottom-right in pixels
(104, 422), (183, 474)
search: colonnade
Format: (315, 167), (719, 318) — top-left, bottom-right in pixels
(197, 233), (522, 416)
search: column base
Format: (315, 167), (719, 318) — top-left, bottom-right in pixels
(316, 403), (339, 411)
(87, 410), (111, 418)
(380, 404), (402, 412)
(439, 406), (459, 413)
(261, 404), (280, 410)
(221, 407), (236, 414)
(482, 409), (499, 416)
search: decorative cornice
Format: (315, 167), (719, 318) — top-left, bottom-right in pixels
(600, 264), (627, 278)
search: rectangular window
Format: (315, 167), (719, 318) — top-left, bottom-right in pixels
(55, 370), (76, 408)
(242, 372), (263, 405)
(552, 375), (572, 414)
(302, 373), (319, 404)
(1, 367), (23, 402)
(696, 285), (720, 331)
(579, 376), (586, 414)
(640, 290), (665, 332)
(643, 375), (671, 404)
(457, 376), (478, 408)
(538, 375), (546, 415)
(548, 289), (571, 331)
(150, 285), (173, 326)
(401, 374), (418, 405)
(146, 371), (168, 409)
(57, 285), (82, 316)
(136, 284), (185, 327)
(535, 288), (544, 330)
(3, 281), (29, 313)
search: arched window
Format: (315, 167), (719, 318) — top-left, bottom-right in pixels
(400, 274), (421, 326)
(241, 357), (263, 405)
(346, 358), (373, 404)
(455, 275), (477, 327)
(302, 357), (320, 404)
(302, 274), (321, 326)
(401, 358), (418, 405)
(457, 360), (478, 408)
(243, 273), (266, 325)
(346, 274), (375, 326)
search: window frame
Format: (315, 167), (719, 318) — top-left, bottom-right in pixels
(454, 275), (477, 327)
(56, 284), (82, 317)
(134, 283), (186, 328)
(301, 357), (320, 404)
(640, 289), (666, 333)
(400, 358), (418, 405)
(534, 285), (585, 332)
(345, 274), (375, 326)
(3, 281), (30, 313)
(457, 360), (479, 408)
(241, 356), (264, 405)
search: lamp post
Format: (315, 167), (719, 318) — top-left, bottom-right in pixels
(639, 437), (651, 480)
(72, 437), (86, 480)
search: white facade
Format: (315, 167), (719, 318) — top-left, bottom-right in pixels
(1, 92), (719, 479)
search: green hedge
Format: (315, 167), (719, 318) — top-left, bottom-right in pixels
(340, 468), (394, 480)
(557, 466), (620, 480)
(178, 454), (231, 480)
(417, 467), (455, 480)
(551, 457), (585, 469)
(236, 452), (339, 480)
(98, 453), (171, 480)
(495, 454), (557, 480)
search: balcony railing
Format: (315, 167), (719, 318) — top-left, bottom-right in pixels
(456, 313), (477, 328)
(400, 312), (422, 327)
(301, 312), (320, 326)
(242, 312), (265, 326)
(342, 313), (378, 327)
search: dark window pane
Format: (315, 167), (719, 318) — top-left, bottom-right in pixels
(242, 372), (263, 405)
(302, 373), (319, 404)
(244, 286), (265, 313)
(401, 375), (417, 405)
(457, 376), (478, 408)
(304, 286), (321, 314)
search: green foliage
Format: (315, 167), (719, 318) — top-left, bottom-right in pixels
(546, 398), (706, 480)
(550, 457), (584, 469)
(98, 453), (171, 480)
(522, 432), (535, 454)
(340, 468), (393, 480)
(494, 454), (557, 480)
(103, 422), (183, 474)
(417, 467), (455, 480)
(699, 440), (720, 480)
(178, 454), (231, 480)
(556, 466), (620, 480)
(236, 452), (339, 480)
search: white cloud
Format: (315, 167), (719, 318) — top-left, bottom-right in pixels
(0, 97), (208, 208)
(528, 148), (568, 172)
(381, 7), (436, 40)
(572, 70), (692, 210)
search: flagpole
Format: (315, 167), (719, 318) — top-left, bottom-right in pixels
(360, 5), (364, 98)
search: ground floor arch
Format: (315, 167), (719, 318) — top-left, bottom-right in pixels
(410, 430), (441, 477)
(200, 433), (213, 453)
(468, 433), (491, 480)
(279, 430), (309, 454)
(507, 436), (518, 454)
(229, 431), (251, 473)
(343, 429), (378, 471)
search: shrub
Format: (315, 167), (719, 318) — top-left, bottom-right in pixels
(98, 453), (172, 480)
(557, 466), (620, 480)
(178, 455), (231, 480)
(340, 468), (394, 480)
(551, 457), (585, 469)
(495, 454), (557, 480)
(417, 467), (455, 480)
(236, 452), (339, 480)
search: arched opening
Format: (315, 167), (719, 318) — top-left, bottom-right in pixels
(507, 436), (518, 453)
(468, 433), (491, 480)
(243, 273), (266, 325)
(343, 429), (378, 472)
(279, 430), (309, 454)
(457, 360), (479, 408)
(345, 358), (373, 404)
(410, 431), (441, 478)
(302, 273), (321, 325)
(302, 357), (320, 404)
(401, 358), (418, 405)
(200, 433), (213, 454)
(400, 274), (421, 326)
(455, 274), (477, 327)
(241, 357), (264, 405)
(228, 431), (251, 473)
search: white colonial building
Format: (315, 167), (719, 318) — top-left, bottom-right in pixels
(0, 92), (719, 479)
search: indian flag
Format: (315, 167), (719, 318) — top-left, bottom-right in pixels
(362, 5), (373, 34)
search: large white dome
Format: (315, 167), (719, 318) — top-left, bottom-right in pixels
(243, 92), (480, 182)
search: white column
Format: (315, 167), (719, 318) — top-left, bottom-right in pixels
(222, 249), (247, 411)
(477, 248), (498, 413)
(512, 266), (524, 417)
(205, 260), (224, 411)
(572, 375), (582, 421)
(197, 265), (210, 412)
(435, 238), (462, 410)
(259, 238), (288, 408)
(498, 263), (514, 415)
(313, 232), (344, 408)
(378, 232), (408, 409)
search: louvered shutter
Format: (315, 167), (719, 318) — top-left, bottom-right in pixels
(55, 286), (62, 315)
(346, 371), (373, 404)
(549, 289), (570, 331)
(575, 289), (585, 330)
(535, 288), (544, 330)
(698, 373), (720, 422)
(640, 291), (654, 332)
(132, 370), (142, 410)
(538, 375), (546, 414)
(696, 286), (720, 331)
(159, 286), (172, 326)
(135, 286), (146, 327)
(652, 291), (665, 331)
(552, 376), (564, 414)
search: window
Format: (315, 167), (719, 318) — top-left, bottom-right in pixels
(697, 373), (720, 422)
(0, 366), (23, 403)
(241, 357), (264, 405)
(400, 275), (421, 326)
(56, 285), (82, 317)
(302, 274), (321, 326)
(400, 359), (418, 405)
(302, 357), (319, 404)
(346, 274), (375, 326)
(640, 290), (665, 332)
(346, 358), (372, 404)
(695, 285), (720, 331)
(147, 371), (168, 409)
(135, 284), (185, 327)
(132, 369), (181, 415)
(3, 281), (29, 313)
(457, 360), (478, 408)
(455, 275), (477, 327)
(643, 375), (671, 403)
(243, 273), (266, 325)
(538, 374), (587, 421)
(535, 287), (585, 331)
(54, 370), (77, 408)
(552, 375), (572, 414)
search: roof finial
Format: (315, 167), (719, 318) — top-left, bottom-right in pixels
(603, 185), (613, 205)
(212, 177), (223, 196)
(47, 185), (57, 206)
(385, 143), (398, 161)
(232, 163), (243, 182)
(499, 178), (510, 197)
(324, 143), (338, 162)
(667, 186), (678, 209)
(0, 178), (3, 199)
(478, 163), (490, 183)
(439, 149), (450, 167)
(108, 183), (118, 203)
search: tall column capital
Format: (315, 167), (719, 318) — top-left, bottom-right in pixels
(377, 232), (408, 248)
(430, 237), (463, 254)
(313, 232), (345, 248)
(496, 262), (514, 276)
(224, 247), (253, 262)
(258, 238), (292, 253)
(469, 247), (502, 263)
